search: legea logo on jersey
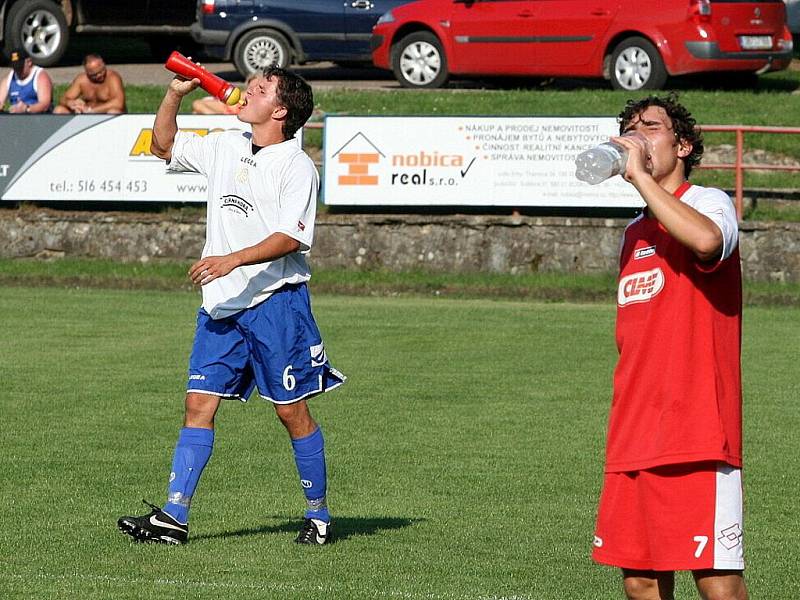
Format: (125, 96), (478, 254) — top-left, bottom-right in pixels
(618, 268), (665, 306)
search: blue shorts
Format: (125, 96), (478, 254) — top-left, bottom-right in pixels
(187, 283), (346, 404)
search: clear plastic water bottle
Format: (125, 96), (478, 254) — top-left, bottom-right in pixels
(574, 142), (627, 185)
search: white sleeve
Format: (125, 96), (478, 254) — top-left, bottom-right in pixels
(691, 187), (739, 261)
(275, 153), (319, 253)
(166, 130), (217, 176)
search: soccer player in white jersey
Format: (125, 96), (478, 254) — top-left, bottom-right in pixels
(118, 67), (345, 546)
(592, 95), (746, 599)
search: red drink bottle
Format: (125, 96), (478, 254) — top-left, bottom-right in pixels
(164, 51), (241, 105)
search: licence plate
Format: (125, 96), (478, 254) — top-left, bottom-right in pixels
(738, 35), (772, 50)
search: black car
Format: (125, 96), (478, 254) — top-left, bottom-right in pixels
(192, 0), (409, 77)
(1, 0), (196, 66)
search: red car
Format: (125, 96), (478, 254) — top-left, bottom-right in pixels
(371, 0), (794, 89)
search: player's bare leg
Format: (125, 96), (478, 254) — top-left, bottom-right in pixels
(184, 392), (222, 428)
(622, 569), (675, 600)
(275, 399), (331, 544)
(693, 570), (747, 600)
(274, 399), (317, 438)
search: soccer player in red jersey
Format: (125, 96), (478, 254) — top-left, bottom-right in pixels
(592, 95), (746, 600)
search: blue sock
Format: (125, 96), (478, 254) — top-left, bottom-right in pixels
(291, 427), (329, 523)
(162, 427), (215, 524)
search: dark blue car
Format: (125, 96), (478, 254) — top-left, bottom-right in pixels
(192, 0), (408, 77)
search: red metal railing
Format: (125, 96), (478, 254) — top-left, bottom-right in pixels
(696, 125), (800, 220)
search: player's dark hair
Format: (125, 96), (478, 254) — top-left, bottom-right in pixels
(263, 67), (314, 140)
(618, 93), (704, 177)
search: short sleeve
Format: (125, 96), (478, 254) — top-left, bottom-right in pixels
(275, 153), (319, 253)
(691, 187), (739, 263)
(167, 130), (217, 176)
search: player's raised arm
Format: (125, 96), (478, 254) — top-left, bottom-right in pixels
(613, 133), (723, 262)
(151, 77), (200, 161)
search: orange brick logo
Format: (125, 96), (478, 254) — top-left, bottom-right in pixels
(332, 132), (384, 186)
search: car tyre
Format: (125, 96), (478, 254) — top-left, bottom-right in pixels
(233, 29), (292, 78)
(4, 0), (69, 67)
(391, 32), (448, 89)
(609, 37), (667, 91)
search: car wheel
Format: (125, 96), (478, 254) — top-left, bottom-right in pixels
(609, 37), (667, 91)
(392, 32), (448, 89)
(4, 0), (68, 67)
(233, 29), (292, 78)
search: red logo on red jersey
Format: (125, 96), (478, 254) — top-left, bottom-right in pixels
(618, 268), (665, 306)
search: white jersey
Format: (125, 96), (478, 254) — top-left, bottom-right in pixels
(168, 129), (318, 319)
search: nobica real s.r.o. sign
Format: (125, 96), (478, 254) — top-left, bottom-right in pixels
(322, 115), (643, 208)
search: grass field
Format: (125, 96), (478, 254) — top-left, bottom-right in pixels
(1, 286), (799, 599)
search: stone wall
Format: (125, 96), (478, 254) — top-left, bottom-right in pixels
(1, 208), (798, 282)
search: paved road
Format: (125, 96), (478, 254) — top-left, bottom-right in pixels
(46, 59), (401, 89)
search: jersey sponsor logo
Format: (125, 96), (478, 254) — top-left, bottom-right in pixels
(718, 523), (743, 550)
(618, 268), (665, 306)
(189, 374), (206, 381)
(240, 156), (257, 167)
(220, 194), (253, 217)
(634, 245), (656, 260)
(310, 343), (327, 367)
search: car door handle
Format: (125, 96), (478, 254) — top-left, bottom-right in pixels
(350, 0), (374, 9)
(590, 8), (611, 16)
(517, 10), (534, 17)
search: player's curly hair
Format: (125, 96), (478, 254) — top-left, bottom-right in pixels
(263, 67), (314, 140)
(618, 93), (704, 177)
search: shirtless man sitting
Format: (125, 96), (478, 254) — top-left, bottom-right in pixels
(54, 54), (126, 114)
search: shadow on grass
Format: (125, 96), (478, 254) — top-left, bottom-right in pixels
(192, 515), (423, 543)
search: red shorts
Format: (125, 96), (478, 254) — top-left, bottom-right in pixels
(593, 461), (744, 571)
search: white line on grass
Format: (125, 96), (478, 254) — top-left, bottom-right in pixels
(2, 572), (533, 600)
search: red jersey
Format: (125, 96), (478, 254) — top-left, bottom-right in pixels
(605, 182), (743, 472)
